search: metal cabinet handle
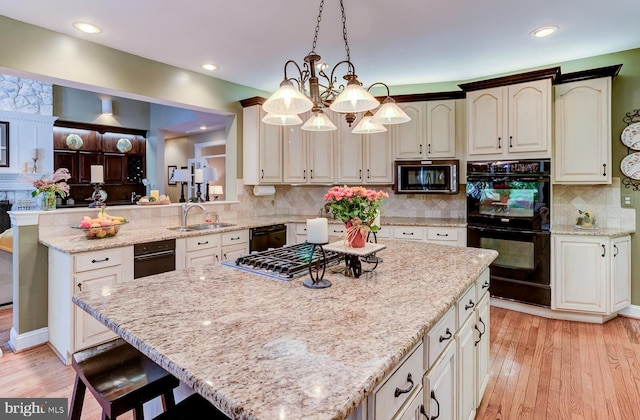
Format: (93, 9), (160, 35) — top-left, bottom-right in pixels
(439, 327), (452, 342)
(310, 169), (313, 179)
(77, 283), (82, 292)
(216, 255), (220, 261)
(303, 169), (306, 179)
(198, 241), (209, 246)
(223, 253), (228, 260)
(436, 233), (448, 237)
(419, 144), (422, 154)
(482, 280), (490, 289)
(498, 137), (502, 149)
(614, 244), (619, 257)
(428, 144), (431, 154)
(475, 317), (486, 346)
(465, 299), (475, 310)
(602, 163), (607, 176)
(394, 373), (414, 397)
(602, 244), (606, 257)
(261, 169), (264, 179)
(367, 169), (370, 179)
(403, 232), (414, 236)
(359, 169), (362, 179)
(420, 391), (441, 419)
(333, 229), (343, 233)
(91, 257), (109, 263)
(230, 236), (241, 241)
(509, 135), (513, 148)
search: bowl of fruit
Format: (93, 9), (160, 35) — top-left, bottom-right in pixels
(72, 208), (128, 239)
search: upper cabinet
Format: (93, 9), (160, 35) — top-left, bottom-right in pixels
(242, 104), (282, 185)
(393, 100), (459, 160)
(552, 65), (621, 184)
(460, 67), (558, 162)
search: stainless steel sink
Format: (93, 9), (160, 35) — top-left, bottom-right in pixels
(167, 223), (235, 232)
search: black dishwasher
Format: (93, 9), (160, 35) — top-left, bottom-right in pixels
(249, 224), (287, 253)
(133, 239), (176, 278)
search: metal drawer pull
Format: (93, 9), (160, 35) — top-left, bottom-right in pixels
(601, 244), (605, 257)
(230, 237), (240, 241)
(614, 244), (619, 257)
(482, 280), (490, 289)
(403, 232), (414, 235)
(439, 328), (452, 342)
(77, 283), (82, 291)
(393, 373), (414, 397)
(419, 391), (441, 419)
(474, 317), (486, 346)
(465, 299), (475, 310)
(436, 233), (448, 237)
(602, 163), (607, 176)
(91, 257), (110, 263)
(198, 241), (209, 246)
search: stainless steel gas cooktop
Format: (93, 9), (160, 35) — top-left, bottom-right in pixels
(221, 242), (343, 281)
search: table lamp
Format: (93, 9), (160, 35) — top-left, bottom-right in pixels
(208, 185), (224, 201)
(171, 169), (190, 203)
(203, 167), (218, 201)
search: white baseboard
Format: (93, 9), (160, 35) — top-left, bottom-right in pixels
(618, 304), (640, 319)
(490, 297), (616, 324)
(9, 326), (48, 352)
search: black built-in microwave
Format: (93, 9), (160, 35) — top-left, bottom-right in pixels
(394, 160), (459, 194)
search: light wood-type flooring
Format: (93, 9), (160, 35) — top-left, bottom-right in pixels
(1, 306), (639, 419)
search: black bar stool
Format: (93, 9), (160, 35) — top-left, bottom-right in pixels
(153, 393), (230, 420)
(69, 338), (180, 420)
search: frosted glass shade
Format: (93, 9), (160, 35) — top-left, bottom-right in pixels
(352, 113), (387, 134)
(172, 169), (190, 182)
(262, 112), (303, 126)
(263, 81), (313, 115)
(203, 167), (218, 182)
(369, 98), (411, 124)
(329, 82), (379, 114)
(301, 111), (337, 131)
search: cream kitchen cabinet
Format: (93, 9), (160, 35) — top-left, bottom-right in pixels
(466, 79), (551, 160)
(48, 246), (134, 364)
(243, 104), (283, 184)
(425, 226), (466, 247)
(552, 234), (630, 317)
(220, 229), (249, 261)
(336, 116), (393, 184)
(183, 233), (221, 268)
(394, 100), (458, 160)
(422, 341), (457, 420)
(283, 112), (334, 184)
(553, 77), (612, 184)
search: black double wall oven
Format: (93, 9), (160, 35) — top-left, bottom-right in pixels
(466, 159), (551, 307)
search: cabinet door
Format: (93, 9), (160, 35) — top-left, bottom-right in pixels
(475, 292), (490, 408)
(221, 244), (248, 261)
(185, 248), (220, 268)
(611, 236), (631, 312)
(457, 315), (476, 420)
(78, 152), (103, 184)
(466, 87), (504, 157)
(259, 108), (283, 183)
(364, 130), (393, 184)
(507, 79), (550, 154)
(394, 102), (425, 159)
(553, 78), (611, 184)
(307, 128), (335, 184)
(103, 153), (125, 184)
(336, 118), (364, 183)
(74, 269), (119, 351)
(427, 100), (456, 158)
(283, 124), (307, 183)
(53, 150), (79, 184)
(553, 235), (607, 313)
(423, 342), (456, 420)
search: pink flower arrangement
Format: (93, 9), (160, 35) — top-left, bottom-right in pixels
(324, 185), (389, 229)
(23, 168), (72, 198)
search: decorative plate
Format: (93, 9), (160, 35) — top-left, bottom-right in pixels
(66, 134), (83, 150)
(620, 152), (640, 180)
(116, 138), (133, 153)
(621, 122), (640, 150)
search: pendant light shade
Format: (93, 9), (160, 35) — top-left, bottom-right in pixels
(262, 112), (303, 126)
(352, 111), (387, 134)
(329, 80), (380, 114)
(369, 97), (411, 124)
(263, 80), (313, 115)
(301, 110), (337, 131)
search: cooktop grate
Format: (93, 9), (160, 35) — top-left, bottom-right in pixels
(222, 242), (343, 280)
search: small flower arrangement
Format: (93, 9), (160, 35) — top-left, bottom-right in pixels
(24, 168), (72, 198)
(323, 185), (389, 230)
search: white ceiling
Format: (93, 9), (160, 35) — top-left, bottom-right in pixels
(2, 0), (640, 132)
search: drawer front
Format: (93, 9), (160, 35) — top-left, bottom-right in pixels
(374, 225), (391, 239)
(295, 224), (308, 235)
(427, 227), (459, 242)
(185, 234), (220, 252)
(393, 226), (424, 241)
(456, 284), (477, 327)
(221, 230), (249, 247)
(74, 248), (122, 273)
(476, 268), (491, 301)
(424, 306), (456, 370)
(329, 224), (346, 238)
(374, 342), (424, 420)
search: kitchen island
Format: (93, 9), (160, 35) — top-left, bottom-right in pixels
(72, 240), (496, 419)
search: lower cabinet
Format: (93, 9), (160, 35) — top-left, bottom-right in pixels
(182, 230), (250, 267)
(552, 234), (631, 315)
(48, 246), (134, 365)
(422, 342), (457, 420)
(221, 230), (249, 261)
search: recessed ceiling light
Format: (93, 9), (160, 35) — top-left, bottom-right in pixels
(200, 125), (207, 130)
(531, 25), (558, 38)
(72, 22), (102, 34)
(201, 63), (218, 71)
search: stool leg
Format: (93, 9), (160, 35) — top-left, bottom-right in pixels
(161, 391), (176, 411)
(133, 405), (144, 420)
(68, 376), (86, 420)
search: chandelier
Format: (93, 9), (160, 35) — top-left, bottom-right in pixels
(262, 0), (411, 133)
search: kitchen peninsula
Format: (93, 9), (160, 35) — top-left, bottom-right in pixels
(72, 240), (497, 419)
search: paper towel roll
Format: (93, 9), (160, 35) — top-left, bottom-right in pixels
(253, 185), (276, 196)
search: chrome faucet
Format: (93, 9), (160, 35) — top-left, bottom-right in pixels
(181, 203), (207, 226)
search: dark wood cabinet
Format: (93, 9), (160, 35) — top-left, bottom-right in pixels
(104, 153), (125, 184)
(78, 152), (103, 184)
(53, 150), (79, 184)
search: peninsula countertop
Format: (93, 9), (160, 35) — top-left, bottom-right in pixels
(73, 240), (497, 420)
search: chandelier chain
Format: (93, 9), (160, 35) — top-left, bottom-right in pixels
(311, 0), (325, 53)
(340, 0), (351, 63)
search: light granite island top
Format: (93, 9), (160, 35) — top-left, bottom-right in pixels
(73, 240), (497, 420)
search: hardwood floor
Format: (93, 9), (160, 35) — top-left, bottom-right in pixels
(1, 306), (639, 419)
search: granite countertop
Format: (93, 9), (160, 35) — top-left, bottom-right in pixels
(40, 215), (467, 254)
(73, 240), (497, 420)
(551, 224), (635, 237)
